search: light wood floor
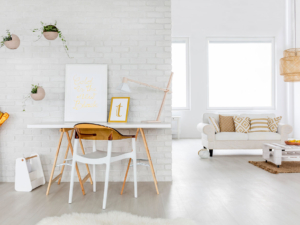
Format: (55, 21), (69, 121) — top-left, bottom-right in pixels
(2, 139), (300, 224)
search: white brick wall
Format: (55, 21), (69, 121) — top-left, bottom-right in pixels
(0, 0), (172, 182)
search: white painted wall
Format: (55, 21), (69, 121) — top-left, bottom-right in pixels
(0, 0), (172, 182)
(172, 0), (287, 139)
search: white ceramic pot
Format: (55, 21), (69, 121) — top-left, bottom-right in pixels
(4, 34), (20, 49)
(31, 87), (45, 101)
(43, 31), (58, 40)
(198, 149), (209, 159)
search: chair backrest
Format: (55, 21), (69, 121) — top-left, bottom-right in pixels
(74, 123), (135, 140)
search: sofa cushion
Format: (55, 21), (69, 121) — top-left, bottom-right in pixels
(268, 116), (282, 132)
(216, 132), (248, 140)
(208, 117), (220, 133)
(248, 132), (281, 140)
(249, 118), (270, 133)
(233, 116), (250, 133)
(219, 115), (235, 132)
(203, 113), (237, 124)
(240, 114), (275, 119)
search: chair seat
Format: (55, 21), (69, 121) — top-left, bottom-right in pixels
(78, 150), (125, 159)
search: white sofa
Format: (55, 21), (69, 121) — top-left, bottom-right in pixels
(197, 113), (293, 157)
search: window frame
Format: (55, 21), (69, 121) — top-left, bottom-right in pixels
(172, 37), (191, 110)
(207, 37), (276, 110)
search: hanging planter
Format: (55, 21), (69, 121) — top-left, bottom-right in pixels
(0, 30), (20, 50)
(22, 84), (45, 111)
(30, 84), (45, 101)
(32, 21), (71, 58)
(43, 31), (58, 40)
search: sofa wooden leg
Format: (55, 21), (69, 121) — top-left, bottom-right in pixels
(209, 149), (213, 157)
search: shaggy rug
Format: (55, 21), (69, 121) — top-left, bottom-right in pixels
(249, 161), (300, 174)
(36, 211), (196, 225)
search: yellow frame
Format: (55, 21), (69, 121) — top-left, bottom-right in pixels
(108, 97), (130, 123)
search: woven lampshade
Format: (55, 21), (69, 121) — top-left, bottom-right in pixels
(280, 48), (300, 82)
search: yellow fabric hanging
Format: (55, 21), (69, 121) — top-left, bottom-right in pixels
(0, 112), (9, 127)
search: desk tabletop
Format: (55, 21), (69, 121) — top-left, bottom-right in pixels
(27, 122), (171, 129)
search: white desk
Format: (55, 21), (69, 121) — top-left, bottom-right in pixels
(28, 122), (171, 129)
(27, 122), (171, 196)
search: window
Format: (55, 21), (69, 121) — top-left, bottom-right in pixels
(172, 38), (190, 109)
(208, 38), (274, 109)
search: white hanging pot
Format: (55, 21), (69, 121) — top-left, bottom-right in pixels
(198, 149), (209, 159)
(43, 31), (58, 40)
(4, 34), (20, 49)
(31, 87), (45, 101)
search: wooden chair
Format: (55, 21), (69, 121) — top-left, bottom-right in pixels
(68, 123), (137, 209)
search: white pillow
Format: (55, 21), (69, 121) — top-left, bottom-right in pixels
(208, 117), (220, 133)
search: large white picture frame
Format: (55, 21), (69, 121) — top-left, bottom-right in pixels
(64, 64), (107, 122)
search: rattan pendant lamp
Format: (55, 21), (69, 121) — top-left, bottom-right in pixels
(280, 0), (300, 82)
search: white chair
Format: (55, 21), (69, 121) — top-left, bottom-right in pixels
(68, 123), (137, 209)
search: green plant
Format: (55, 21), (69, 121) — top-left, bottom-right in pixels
(0, 30), (12, 48)
(23, 84), (39, 111)
(22, 95), (30, 112)
(31, 84), (39, 94)
(32, 21), (71, 58)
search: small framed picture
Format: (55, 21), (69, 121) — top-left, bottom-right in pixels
(108, 97), (130, 123)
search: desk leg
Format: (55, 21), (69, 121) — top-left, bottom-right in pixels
(140, 128), (159, 194)
(58, 129), (74, 185)
(121, 128), (139, 195)
(46, 132), (64, 195)
(46, 129), (92, 196)
(121, 128), (159, 195)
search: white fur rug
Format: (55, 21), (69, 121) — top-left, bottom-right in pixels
(36, 211), (196, 225)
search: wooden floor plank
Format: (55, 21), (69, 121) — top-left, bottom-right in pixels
(2, 140), (300, 225)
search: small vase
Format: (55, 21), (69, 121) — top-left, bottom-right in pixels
(43, 32), (58, 40)
(4, 34), (20, 49)
(31, 87), (45, 101)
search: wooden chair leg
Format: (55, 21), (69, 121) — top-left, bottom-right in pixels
(140, 128), (159, 194)
(58, 129), (74, 185)
(121, 128), (139, 195)
(79, 139), (93, 185)
(46, 132), (64, 195)
(66, 131), (86, 195)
